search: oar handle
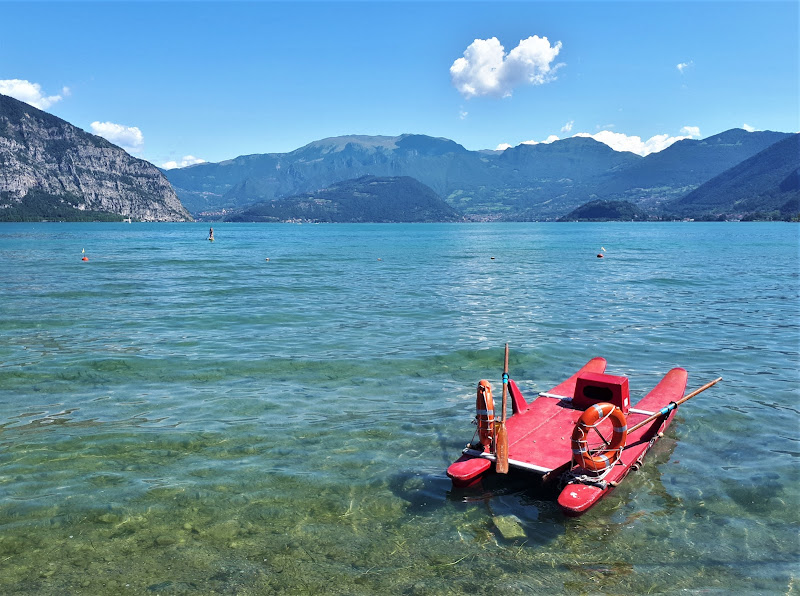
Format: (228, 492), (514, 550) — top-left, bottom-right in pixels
(627, 376), (722, 434)
(501, 344), (509, 423)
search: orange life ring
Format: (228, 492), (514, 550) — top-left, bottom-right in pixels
(571, 402), (627, 472)
(476, 380), (495, 449)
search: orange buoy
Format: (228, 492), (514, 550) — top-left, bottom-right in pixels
(571, 402), (627, 472)
(476, 380), (495, 450)
(597, 254), (604, 258)
(82, 256), (89, 261)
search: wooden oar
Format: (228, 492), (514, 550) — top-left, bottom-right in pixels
(495, 343), (510, 474)
(627, 376), (722, 434)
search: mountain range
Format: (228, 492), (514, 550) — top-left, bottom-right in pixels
(165, 129), (797, 221)
(0, 90), (796, 223)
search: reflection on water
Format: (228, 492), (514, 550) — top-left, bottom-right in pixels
(0, 222), (797, 593)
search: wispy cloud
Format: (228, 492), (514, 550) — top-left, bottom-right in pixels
(161, 155), (207, 170)
(0, 79), (66, 110)
(450, 35), (563, 99)
(561, 120), (574, 133)
(573, 127), (700, 156)
(742, 123), (756, 132)
(90, 121), (144, 153)
(522, 135), (560, 145)
(677, 60), (694, 73)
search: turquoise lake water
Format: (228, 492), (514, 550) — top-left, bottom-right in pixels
(1, 222), (798, 594)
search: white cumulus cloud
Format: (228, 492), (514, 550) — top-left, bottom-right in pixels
(0, 79), (65, 109)
(90, 121), (144, 153)
(161, 155), (207, 170)
(742, 124), (756, 132)
(573, 127), (700, 156)
(680, 126), (700, 137)
(450, 35), (563, 99)
(497, 127), (701, 155)
(677, 61), (693, 73)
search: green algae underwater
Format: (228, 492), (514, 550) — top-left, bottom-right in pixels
(1, 222), (797, 594)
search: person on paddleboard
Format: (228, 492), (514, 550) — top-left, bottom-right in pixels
(208, 227), (214, 241)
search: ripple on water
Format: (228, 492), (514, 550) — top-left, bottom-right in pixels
(0, 222), (797, 594)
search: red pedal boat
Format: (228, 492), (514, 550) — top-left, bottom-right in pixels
(447, 355), (720, 516)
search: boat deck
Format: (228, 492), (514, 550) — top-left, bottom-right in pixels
(504, 358), (605, 473)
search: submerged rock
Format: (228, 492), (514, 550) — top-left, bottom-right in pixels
(492, 514), (526, 540)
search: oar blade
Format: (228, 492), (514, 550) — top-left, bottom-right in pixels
(495, 421), (509, 474)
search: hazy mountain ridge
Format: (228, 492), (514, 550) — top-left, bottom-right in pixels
(666, 133), (800, 219)
(166, 129), (795, 220)
(0, 93), (191, 222)
(594, 128), (792, 208)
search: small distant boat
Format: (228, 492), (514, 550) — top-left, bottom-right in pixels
(446, 352), (720, 516)
(123, 217), (132, 223)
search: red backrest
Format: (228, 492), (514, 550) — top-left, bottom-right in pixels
(508, 379), (528, 414)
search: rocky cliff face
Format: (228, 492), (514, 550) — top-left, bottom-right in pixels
(0, 93), (191, 221)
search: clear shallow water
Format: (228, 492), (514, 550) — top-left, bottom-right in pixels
(0, 222), (797, 594)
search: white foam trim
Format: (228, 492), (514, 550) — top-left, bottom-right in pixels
(462, 448), (554, 474)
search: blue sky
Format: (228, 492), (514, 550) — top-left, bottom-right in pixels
(1, 1), (797, 168)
